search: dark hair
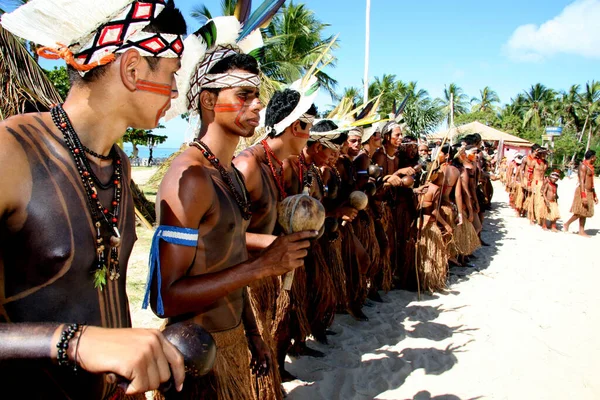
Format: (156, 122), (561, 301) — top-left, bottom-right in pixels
(585, 149), (596, 160)
(531, 144), (541, 151)
(69, 0), (187, 84)
(472, 133), (482, 143)
(402, 134), (417, 143)
(311, 119), (338, 133)
(462, 135), (476, 145)
(264, 89), (317, 137)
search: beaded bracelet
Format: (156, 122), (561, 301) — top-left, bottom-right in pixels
(56, 323), (80, 368)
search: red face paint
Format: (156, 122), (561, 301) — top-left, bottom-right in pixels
(292, 130), (310, 139)
(136, 79), (172, 96)
(135, 79), (173, 127)
(215, 97), (248, 129)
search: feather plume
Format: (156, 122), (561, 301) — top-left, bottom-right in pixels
(193, 19), (217, 49)
(212, 16), (242, 46)
(234, 0), (252, 24)
(395, 94), (410, 120)
(301, 34), (338, 88)
(237, 28), (263, 53)
(238, 0), (285, 40)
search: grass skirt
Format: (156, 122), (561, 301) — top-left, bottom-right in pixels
(417, 223), (448, 293)
(570, 189), (594, 218)
(453, 215), (480, 256)
(155, 324), (254, 400)
(248, 278), (283, 400)
(514, 183), (524, 210)
(440, 204), (459, 259)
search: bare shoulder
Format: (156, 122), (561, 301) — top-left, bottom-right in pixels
(233, 146), (261, 179)
(372, 150), (385, 166)
(157, 148), (215, 226)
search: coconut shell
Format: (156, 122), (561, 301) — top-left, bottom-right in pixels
(363, 182), (377, 197)
(368, 164), (382, 179)
(277, 192), (326, 234)
(162, 321), (217, 378)
(401, 175), (415, 188)
(348, 191), (369, 211)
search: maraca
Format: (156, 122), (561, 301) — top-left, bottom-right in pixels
(341, 190), (369, 226)
(277, 187), (326, 290)
(106, 321), (216, 392)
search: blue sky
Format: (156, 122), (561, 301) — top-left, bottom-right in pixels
(6, 0), (599, 147)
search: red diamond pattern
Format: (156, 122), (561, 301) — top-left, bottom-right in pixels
(132, 3), (153, 19)
(171, 38), (183, 54)
(98, 25), (124, 46)
(139, 37), (166, 52)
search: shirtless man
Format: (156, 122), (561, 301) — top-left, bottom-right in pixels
(233, 87), (317, 389)
(438, 145), (465, 266)
(564, 150), (598, 237)
(146, 41), (315, 399)
(0, 1), (187, 398)
(531, 147), (549, 226)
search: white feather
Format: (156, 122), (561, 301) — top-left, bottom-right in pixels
(165, 34), (208, 121)
(238, 29), (263, 54)
(210, 16), (241, 47)
(1, 0), (132, 46)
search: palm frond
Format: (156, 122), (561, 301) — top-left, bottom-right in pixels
(0, 25), (62, 120)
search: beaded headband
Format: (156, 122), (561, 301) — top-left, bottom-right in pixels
(1, 0), (184, 76)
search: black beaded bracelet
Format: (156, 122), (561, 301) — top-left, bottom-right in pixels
(56, 323), (80, 368)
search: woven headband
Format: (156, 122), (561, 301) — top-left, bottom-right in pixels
(200, 72), (260, 89)
(35, 1), (183, 75)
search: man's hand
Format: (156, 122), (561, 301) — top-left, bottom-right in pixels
(336, 206), (358, 223)
(397, 167), (416, 176)
(77, 327), (185, 395)
(383, 175), (402, 187)
(247, 335), (271, 377)
(258, 231), (317, 277)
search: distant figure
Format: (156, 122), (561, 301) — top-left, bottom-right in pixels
(148, 147), (154, 166)
(540, 170), (561, 232)
(564, 150), (598, 237)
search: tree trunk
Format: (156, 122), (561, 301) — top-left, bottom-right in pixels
(571, 115), (589, 162)
(585, 124), (592, 153)
(132, 142), (139, 158)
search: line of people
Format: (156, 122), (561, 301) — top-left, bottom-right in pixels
(0, 1), (500, 399)
(501, 146), (597, 235)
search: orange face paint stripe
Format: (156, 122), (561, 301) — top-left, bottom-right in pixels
(214, 103), (243, 113)
(136, 79), (171, 96)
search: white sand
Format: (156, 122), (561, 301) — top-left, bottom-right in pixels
(283, 177), (600, 400)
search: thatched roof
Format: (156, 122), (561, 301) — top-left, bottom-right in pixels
(428, 121), (533, 146)
(0, 25), (62, 120)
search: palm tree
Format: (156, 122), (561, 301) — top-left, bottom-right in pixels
(520, 83), (556, 129)
(441, 83), (469, 126)
(368, 74), (397, 115)
(261, 2), (338, 99)
(190, 0), (236, 24)
(556, 84), (582, 130)
(470, 86), (500, 113)
(397, 81), (443, 135)
(578, 80), (600, 152)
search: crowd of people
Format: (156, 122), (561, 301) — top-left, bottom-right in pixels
(499, 146), (597, 236)
(1, 0), (594, 399)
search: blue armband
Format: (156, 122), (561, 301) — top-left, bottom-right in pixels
(142, 225), (199, 316)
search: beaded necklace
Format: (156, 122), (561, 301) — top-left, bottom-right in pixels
(383, 145), (396, 160)
(260, 140), (286, 201)
(50, 105), (122, 289)
(190, 139), (252, 220)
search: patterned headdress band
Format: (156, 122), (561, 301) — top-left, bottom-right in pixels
(2, 0), (184, 76)
(200, 72), (260, 89)
(299, 114), (316, 124)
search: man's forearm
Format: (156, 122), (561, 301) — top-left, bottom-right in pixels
(246, 233), (277, 251)
(0, 323), (61, 361)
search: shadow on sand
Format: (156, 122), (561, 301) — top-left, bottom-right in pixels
(282, 199), (505, 400)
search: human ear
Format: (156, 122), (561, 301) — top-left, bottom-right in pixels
(200, 91), (217, 111)
(119, 49), (142, 92)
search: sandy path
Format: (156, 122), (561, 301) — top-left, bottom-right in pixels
(283, 177), (600, 400)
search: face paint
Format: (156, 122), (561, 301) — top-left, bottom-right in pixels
(214, 97), (248, 129)
(136, 79), (172, 96)
(136, 79), (173, 127)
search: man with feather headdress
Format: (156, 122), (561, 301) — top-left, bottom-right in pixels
(142, 4), (318, 399)
(0, 1), (188, 398)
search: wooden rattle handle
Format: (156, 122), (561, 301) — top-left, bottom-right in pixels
(282, 270), (295, 291)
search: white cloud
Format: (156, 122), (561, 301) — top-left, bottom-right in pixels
(504, 0), (600, 61)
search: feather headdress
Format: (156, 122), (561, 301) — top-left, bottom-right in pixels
(1, 0), (184, 75)
(167, 0), (285, 120)
(261, 34), (339, 136)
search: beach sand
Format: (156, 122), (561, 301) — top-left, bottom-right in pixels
(128, 170), (600, 400)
